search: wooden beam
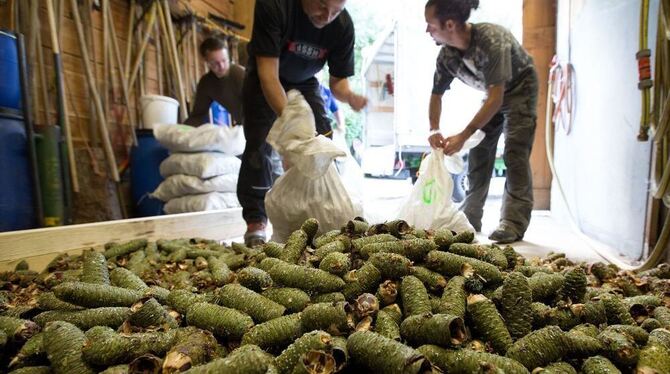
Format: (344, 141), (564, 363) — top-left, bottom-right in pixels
(0, 209), (246, 266)
(524, 0), (556, 210)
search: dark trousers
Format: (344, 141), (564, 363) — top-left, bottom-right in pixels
(238, 74), (332, 224)
(461, 70), (539, 236)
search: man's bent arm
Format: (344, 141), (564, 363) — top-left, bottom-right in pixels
(257, 56), (288, 115)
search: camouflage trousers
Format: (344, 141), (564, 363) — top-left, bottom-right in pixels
(461, 70), (539, 237)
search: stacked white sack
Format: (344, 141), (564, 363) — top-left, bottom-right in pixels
(152, 124), (243, 214)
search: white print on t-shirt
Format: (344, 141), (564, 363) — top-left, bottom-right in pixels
(287, 40), (328, 60)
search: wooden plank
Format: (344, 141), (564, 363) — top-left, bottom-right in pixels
(0, 209), (246, 265)
(234, 0), (255, 40)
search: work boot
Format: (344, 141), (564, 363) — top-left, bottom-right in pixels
(244, 221), (267, 247)
(488, 224), (522, 244)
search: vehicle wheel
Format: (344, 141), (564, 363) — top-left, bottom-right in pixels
(410, 168), (419, 184)
(452, 173), (467, 203)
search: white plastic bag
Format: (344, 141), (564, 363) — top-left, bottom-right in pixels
(151, 174), (238, 201)
(397, 149), (474, 233)
(159, 152), (241, 179)
(163, 192), (240, 214)
(265, 90), (360, 242)
(153, 123), (245, 156)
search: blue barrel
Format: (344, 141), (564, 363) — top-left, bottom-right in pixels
(131, 130), (169, 217)
(0, 113), (36, 231)
(0, 30), (21, 110)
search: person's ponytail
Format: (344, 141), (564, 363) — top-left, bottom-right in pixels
(425, 0), (478, 25)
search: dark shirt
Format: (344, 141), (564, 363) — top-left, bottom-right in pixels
(432, 23), (535, 98)
(247, 0), (355, 85)
(185, 64), (245, 126)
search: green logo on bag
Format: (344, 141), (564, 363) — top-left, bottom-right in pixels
(422, 178), (443, 205)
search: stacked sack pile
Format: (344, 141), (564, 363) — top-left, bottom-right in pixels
(151, 123), (245, 214)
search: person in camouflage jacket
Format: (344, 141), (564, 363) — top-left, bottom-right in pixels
(425, 0), (538, 244)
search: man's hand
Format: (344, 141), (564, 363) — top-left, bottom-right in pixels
(348, 93), (368, 112)
(443, 132), (469, 155)
(428, 132), (445, 149)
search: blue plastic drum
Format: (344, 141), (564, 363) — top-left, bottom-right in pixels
(131, 130), (169, 217)
(0, 113), (36, 231)
(0, 30), (22, 110)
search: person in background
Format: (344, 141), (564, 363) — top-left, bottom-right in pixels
(425, 0), (538, 243)
(240, 0), (368, 246)
(184, 37), (245, 127)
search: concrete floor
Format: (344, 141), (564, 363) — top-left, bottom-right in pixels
(361, 176), (608, 263)
(256, 175), (611, 264)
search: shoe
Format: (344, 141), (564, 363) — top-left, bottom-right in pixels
(244, 221), (267, 247)
(488, 224), (522, 244)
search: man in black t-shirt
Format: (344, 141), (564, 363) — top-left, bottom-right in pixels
(240, 0), (367, 246)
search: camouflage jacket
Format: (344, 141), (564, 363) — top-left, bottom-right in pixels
(432, 23), (535, 96)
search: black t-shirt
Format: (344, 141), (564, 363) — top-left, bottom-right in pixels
(247, 0), (355, 84)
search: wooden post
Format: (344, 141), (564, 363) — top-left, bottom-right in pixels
(69, 0), (120, 182)
(523, 0), (556, 210)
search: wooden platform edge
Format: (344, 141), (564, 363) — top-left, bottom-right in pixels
(0, 209), (246, 270)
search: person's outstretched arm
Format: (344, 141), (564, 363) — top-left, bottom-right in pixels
(329, 76), (367, 112)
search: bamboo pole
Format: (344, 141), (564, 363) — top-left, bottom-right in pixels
(161, 0), (188, 121)
(80, 0), (99, 144)
(158, 3), (176, 98)
(69, 0), (120, 182)
(102, 0), (110, 117)
(36, 29), (50, 125)
(30, 0), (50, 126)
(46, 0), (80, 192)
(56, 0), (64, 45)
(124, 0), (136, 83)
(27, 0), (39, 123)
(106, 0), (138, 145)
(183, 24), (193, 101)
(127, 2), (157, 90)
(156, 21), (163, 95)
(192, 20), (200, 80)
